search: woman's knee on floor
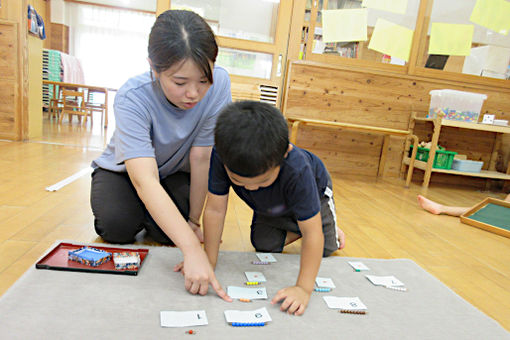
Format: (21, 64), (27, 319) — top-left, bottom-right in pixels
(94, 213), (143, 244)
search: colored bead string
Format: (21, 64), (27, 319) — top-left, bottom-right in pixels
(252, 261), (270, 265)
(385, 285), (407, 292)
(245, 281), (261, 286)
(231, 322), (265, 327)
(339, 310), (367, 315)
(239, 298), (252, 302)
(314, 287), (331, 292)
(185, 330), (195, 334)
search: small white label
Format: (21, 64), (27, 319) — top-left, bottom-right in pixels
(482, 114), (495, 124)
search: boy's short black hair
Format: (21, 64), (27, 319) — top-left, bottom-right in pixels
(214, 100), (289, 177)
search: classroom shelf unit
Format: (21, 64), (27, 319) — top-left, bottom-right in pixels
(404, 112), (510, 194)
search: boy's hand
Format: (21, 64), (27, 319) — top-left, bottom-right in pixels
(173, 252), (232, 303)
(271, 285), (311, 316)
(188, 220), (204, 243)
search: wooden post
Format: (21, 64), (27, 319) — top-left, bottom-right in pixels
(421, 114), (443, 195)
(408, 0), (433, 75)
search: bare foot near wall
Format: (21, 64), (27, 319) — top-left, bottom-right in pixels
(417, 195), (443, 215)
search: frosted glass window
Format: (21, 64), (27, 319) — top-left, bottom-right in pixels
(304, 0), (420, 65)
(216, 47), (273, 79)
(171, 0), (279, 43)
(426, 0), (510, 79)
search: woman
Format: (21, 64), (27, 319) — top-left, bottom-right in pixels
(90, 10), (231, 300)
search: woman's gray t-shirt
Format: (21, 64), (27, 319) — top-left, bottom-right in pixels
(92, 66), (231, 178)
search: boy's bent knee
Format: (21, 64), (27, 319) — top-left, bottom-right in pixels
(322, 247), (336, 257)
(251, 238), (283, 254)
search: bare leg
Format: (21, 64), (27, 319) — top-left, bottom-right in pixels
(505, 194), (510, 202)
(417, 195), (469, 217)
(284, 231), (301, 245)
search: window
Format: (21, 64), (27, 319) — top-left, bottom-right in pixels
(422, 0), (510, 80)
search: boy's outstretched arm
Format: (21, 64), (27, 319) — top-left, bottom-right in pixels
(203, 192), (229, 269)
(271, 213), (323, 316)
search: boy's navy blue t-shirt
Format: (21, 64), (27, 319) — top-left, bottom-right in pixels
(208, 145), (329, 221)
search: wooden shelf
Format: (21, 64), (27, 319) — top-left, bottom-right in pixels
(414, 117), (510, 133)
(404, 158), (510, 180)
(407, 113), (510, 195)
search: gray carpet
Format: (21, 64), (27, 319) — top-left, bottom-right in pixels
(0, 241), (508, 340)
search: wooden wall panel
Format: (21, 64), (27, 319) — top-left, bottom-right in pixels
(0, 21), (18, 139)
(0, 80), (17, 138)
(0, 22), (17, 79)
(282, 61), (510, 184)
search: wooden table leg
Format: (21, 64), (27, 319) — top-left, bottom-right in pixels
(378, 135), (390, 177)
(289, 120), (301, 145)
(405, 134), (419, 188)
(103, 88), (108, 129)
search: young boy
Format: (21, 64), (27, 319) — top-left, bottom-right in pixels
(203, 100), (345, 316)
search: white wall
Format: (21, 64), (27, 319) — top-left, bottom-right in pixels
(51, 0), (66, 24)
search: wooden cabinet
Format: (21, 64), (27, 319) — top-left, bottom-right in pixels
(404, 113), (510, 194)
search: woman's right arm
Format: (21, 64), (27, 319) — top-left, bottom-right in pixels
(203, 192), (229, 268)
(125, 157), (230, 301)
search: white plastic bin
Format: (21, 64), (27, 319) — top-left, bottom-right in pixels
(428, 89), (487, 123)
(452, 159), (483, 173)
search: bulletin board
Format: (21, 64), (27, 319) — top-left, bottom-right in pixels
(460, 198), (510, 239)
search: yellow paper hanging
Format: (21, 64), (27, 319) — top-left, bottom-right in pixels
(362, 0), (408, 15)
(470, 0), (510, 35)
(428, 23), (474, 56)
(322, 8), (368, 43)
(368, 18), (414, 61)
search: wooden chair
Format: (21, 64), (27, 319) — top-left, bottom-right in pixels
(48, 85), (63, 120)
(58, 89), (93, 125)
(85, 87), (108, 128)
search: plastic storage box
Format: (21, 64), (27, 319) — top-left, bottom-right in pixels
(428, 89), (487, 122)
(68, 247), (112, 267)
(409, 145), (457, 169)
(452, 159), (483, 173)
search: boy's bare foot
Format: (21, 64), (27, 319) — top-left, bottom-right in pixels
(417, 195), (443, 215)
(337, 227), (345, 250)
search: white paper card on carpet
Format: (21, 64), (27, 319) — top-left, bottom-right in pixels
(245, 271), (266, 282)
(316, 277), (336, 288)
(160, 310), (208, 327)
(365, 275), (404, 287)
(348, 261), (370, 271)
(227, 286), (268, 299)
(256, 253), (277, 262)
(323, 296), (367, 311)
(224, 307), (272, 323)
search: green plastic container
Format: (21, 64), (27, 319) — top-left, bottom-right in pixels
(409, 145), (457, 170)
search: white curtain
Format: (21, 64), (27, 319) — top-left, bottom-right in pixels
(66, 3), (155, 89)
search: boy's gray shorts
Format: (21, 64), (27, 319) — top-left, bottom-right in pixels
(249, 182), (339, 257)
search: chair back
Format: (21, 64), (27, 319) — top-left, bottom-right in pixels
(62, 89), (85, 110)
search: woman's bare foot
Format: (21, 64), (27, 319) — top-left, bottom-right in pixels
(337, 227), (345, 250)
(417, 195), (443, 215)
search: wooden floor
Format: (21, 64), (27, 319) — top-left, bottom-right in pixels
(1, 116), (510, 331)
